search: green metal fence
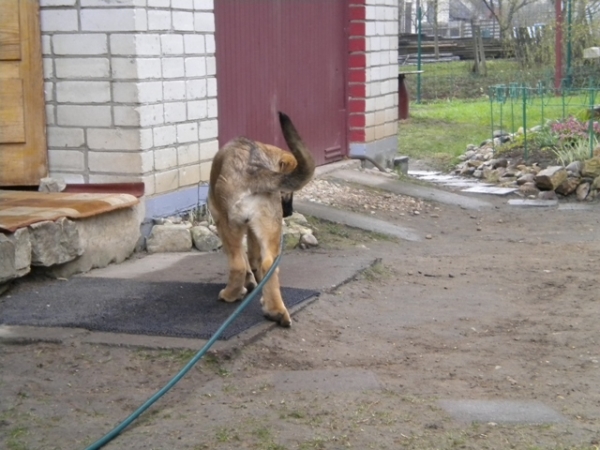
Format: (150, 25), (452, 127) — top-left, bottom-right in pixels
(489, 83), (599, 160)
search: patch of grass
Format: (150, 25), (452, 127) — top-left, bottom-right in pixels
(134, 348), (197, 365)
(215, 426), (239, 443)
(7, 426), (29, 450)
(361, 260), (391, 283)
(305, 216), (396, 250)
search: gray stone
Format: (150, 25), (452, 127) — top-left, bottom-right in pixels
(516, 173), (535, 185)
(566, 160), (583, 176)
(29, 218), (83, 266)
(300, 233), (319, 248)
(146, 224), (192, 253)
(508, 199), (559, 207)
(534, 166), (568, 191)
(555, 177), (580, 196)
(582, 157), (600, 178)
(191, 226), (222, 252)
(7, 228), (31, 275)
(286, 212), (308, 226)
(38, 177), (66, 192)
(0, 235), (17, 283)
(538, 190), (557, 200)
(576, 182), (590, 201)
(50, 206), (142, 278)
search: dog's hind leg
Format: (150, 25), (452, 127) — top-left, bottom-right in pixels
(217, 223), (250, 302)
(251, 218), (291, 327)
(246, 228), (261, 290)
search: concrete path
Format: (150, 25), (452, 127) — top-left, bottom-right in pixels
(330, 169), (494, 210)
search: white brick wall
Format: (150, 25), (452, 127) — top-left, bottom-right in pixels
(41, 0), (218, 195)
(365, 0), (399, 141)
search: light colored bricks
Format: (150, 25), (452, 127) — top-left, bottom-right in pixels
(153, 125), (177, 147)
(172, 0), (194, 9)
(173, 11), (195, 31)
(179, 164), (200, 186)
(184, 57), (205, 77)
(184, 35), (205, 54)
(87, 128), (143, 151)
(40, 10), (79, 32)
(55, 58), (110, 79)
(161, 35), (184, 55)
(138, 104), (164, 126)
(200, 140), (218, 161)
(80, 9), (147, 32)
(164, 81), (186, 101)
(57, 105), (112, 127)
(199, 160), (211, 181)
(56, 81), (111, 103)
(177, 143), (199, 165)
(162, 58), (185, 78)
(110, 34), (161, 56)
(187, 100), (207, 120)
(194, 12), (214, 31)
(41, 0), (77, 6)
(48, 149), (86, 172)
(199, 119), (217, 140)
(194, 0), (213, 10)
(47, 127), (85, 148)
(164, 102), (187, 123)
(113, 106), (140, 126)
(148, 10), (171, 30)
(154, 147), (178, 170)
(186, 79), (206, 99)
(155, 169), (179, 193)
(53, 34), (108, 55)
(176, 122), (198, 143)
(89, 151), (153, 174)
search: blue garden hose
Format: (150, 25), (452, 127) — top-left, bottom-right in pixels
(84, 237), (284, 450)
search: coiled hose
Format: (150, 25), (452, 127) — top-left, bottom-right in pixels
(84, 235), (284, 450)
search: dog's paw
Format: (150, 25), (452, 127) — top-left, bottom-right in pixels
(218, 286), (247, 303)
(245, 271), (258, 292)
(263, 309), (292, 328)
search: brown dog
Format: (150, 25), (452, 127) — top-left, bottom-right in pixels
(208, 112), (315, 327)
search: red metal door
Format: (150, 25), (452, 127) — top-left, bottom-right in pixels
(215, 0), (347, 166)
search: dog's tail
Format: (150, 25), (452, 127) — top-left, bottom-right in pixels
(247, 112), (315, 193)
(277, 111), (315, 192)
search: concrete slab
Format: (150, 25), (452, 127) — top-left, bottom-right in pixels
(557, 203), (595, 211)
(439, 400), (566, 424)
(84, 249), (376, 292)
(462, 186), (518, 195)
(294, 200), (421, 242)
(273, 369), (381, 393)
(330, 169), (492, 210)
(508, 199), (559, 207)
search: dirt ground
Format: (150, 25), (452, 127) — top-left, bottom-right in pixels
(2, 171), (600, 450)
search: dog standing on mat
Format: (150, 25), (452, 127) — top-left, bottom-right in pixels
(208, 112), (315, 327)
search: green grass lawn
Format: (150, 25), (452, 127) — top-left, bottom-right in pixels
(398, 93), (596, 170)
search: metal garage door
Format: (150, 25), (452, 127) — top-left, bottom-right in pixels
(215, 0), (347, 166)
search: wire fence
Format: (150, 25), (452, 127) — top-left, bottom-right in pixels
(489, 84), (599, 160)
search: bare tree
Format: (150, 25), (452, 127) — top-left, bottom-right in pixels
(477, 0), (540, 39)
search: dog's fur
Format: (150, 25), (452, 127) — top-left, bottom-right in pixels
(208, 112), (315, 327)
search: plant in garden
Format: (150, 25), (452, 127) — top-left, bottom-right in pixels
(549, 116), (600, 147)
(551, 136), (600, 166)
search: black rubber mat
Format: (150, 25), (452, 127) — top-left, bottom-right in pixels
(0, 278), (319, 340)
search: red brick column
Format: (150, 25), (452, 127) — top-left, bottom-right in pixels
(348, 0), (366, 144)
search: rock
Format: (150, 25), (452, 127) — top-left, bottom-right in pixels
(29, 218), (83, 266)
(300, 233), (318, 248)
(555, 177), (581, 196)
(492, 158), (508, 169)
(566, 160), (583, 176)
(191, 226), (222, 252)
(518, 182), (539, 197)
(7, 228), (31, 276)
(538, 190), (557, 200)
(516, 173), (535, 185)
(146, 224), (192, 253)
(534, 166), (568, 191)
(289, 212), (309, 225)
(576, 182), (590, 201)
(0, 235), (17, 283)
(38, 177), (66, 192)
(582, 157), (600, 178)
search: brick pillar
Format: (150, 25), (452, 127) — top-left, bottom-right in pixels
(40, 0), (218, 205)
(347, 0), (399, 168)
